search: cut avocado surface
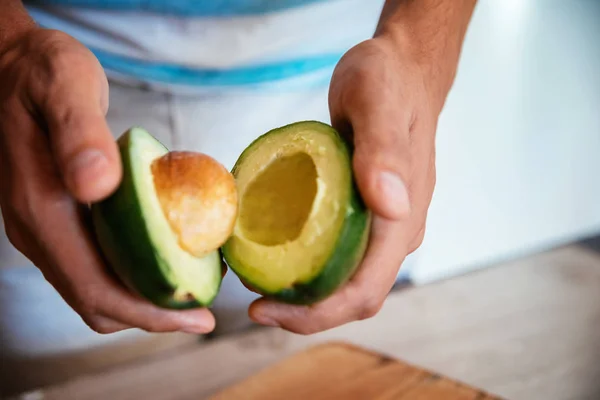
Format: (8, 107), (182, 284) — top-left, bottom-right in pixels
(222, 121), (371, 304)
(93, 121), (370, 309)
(91, 128), (223, 309)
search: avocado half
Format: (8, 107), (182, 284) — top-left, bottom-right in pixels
(91, 128), (223, 309)
(222, 121), (371, 305)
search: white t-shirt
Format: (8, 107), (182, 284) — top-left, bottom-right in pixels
(25, 0), (385, 94)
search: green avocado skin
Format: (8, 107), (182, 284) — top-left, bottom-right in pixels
(222, 121), (371, 305)
(91, 131), (205, 310)
(273, 183), (370, 305)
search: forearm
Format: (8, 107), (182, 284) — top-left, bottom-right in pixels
(0, 0), (36, 52)
(376, 0), (477, 113)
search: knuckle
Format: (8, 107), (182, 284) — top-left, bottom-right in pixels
(40, 31), (85, 69)
(291, 324), (318, 336)
(50, 102), (78, 131)
(357, 296), (384, 320)
(6, 185), (69, 234)
(75, 291), (112, 334)
(84, 315), (118, 335)
(408, 227), (426, 254)
(73, 286), (101, 317)
(28, 33), (71, 79)
(29, 33), (97, 107)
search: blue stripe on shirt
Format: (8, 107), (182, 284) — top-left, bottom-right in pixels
(91, 47), (342, 86)
(25, 0), (329, 16)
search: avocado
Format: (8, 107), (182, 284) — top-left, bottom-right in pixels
(222, 121), (371, 305)
(91, 128), (224, 309)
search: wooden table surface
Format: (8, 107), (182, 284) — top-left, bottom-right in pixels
(210, 342), (502, 400)
(18, 244), (600, 400)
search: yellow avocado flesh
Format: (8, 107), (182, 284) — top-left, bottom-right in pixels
(239, 152), (318, 246)
(228, 127), (349, 293)
(133, 133), (222, 304)
(91, 128), (222, 309)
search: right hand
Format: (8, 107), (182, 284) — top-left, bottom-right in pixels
(0, 28), (216, 335)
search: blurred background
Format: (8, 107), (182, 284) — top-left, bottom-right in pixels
(406, 0), (600, 284)
(1, 0), (600, 398)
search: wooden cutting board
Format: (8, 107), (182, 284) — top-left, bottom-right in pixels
(209, 342), (503, 400)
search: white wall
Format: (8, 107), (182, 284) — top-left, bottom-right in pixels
(410, 0), (600, 284)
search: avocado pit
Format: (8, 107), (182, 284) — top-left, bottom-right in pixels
(151, 151), (238, 258)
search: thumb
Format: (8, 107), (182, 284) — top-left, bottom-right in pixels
(40, 78), (121, 203)
(334, 111), (412, 221)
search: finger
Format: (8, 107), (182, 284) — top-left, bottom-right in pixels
(78, 207), (216, 334)
(94, 283), (216, 334)
(331, 86), (413, 221)
(249, 216), (409, 334)
(252, 97), (436, 333)
(0, 213), (134, 334)
(408, 225), (426, 255)
(29, 47), (120, 203)
(9, 115), (215, 335)
(81, 314), (133, 334)
(239, 277), (263, 296)
(47, 201), (216, 334)
(47, 200), (216, 334)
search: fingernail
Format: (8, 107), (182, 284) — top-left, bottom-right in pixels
(68, 149), (108, 188)
(379, 171), (411, 218)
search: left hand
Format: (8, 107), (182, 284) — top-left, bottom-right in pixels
(248, 36), (440, 334)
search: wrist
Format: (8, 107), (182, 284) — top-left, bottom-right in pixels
(374, 0), (476, 114)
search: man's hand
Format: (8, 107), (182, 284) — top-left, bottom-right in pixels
(248, 38), (434, 333)
(0, 24), (215, 334)
(248, 0), (476, 334)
